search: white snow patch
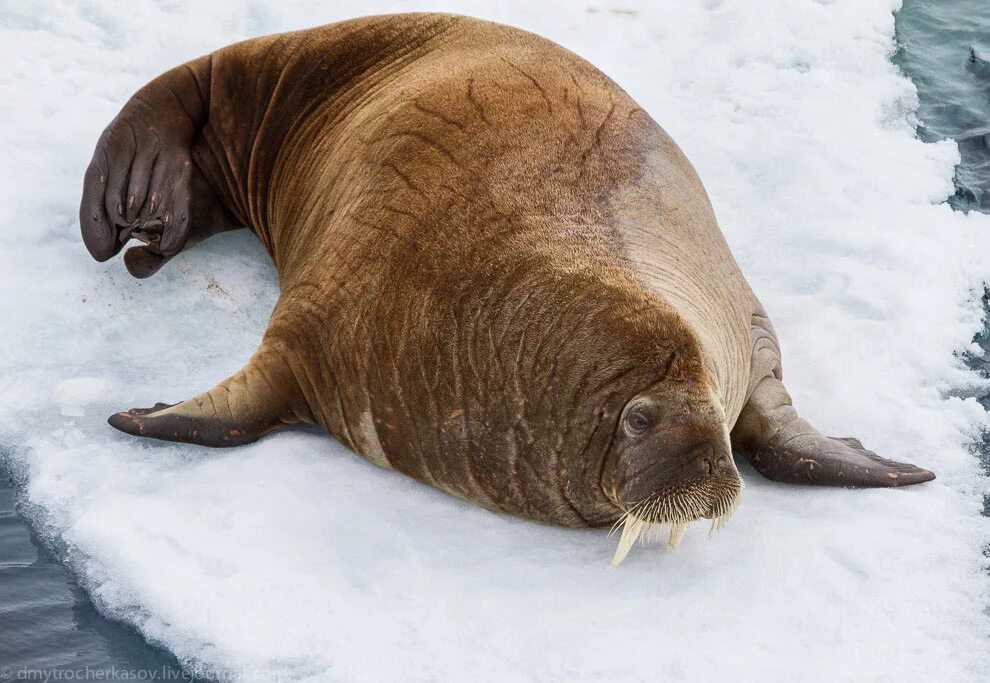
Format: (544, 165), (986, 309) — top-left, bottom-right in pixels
(1, 1), (988, 681)
(55, 377), (114, 416)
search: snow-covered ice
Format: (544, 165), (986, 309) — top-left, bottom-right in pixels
(1, 1), (989, 681)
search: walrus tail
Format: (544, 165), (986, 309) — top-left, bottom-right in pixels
(731, 377), (935, 487)
(108, 343), (310, 447)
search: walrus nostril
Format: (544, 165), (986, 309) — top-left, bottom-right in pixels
(694, 449), (729, 476)
(695, 453), (713, 475)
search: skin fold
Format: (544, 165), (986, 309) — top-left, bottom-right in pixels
(80, 13), (934, 533)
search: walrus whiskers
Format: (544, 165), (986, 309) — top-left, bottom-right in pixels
(708, 489), (742, 536)
(610, 482), (743, 567)
(82, 13), (935, 573)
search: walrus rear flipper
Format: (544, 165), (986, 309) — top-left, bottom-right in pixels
(109, 345), (309, 447)
(731, 377), (935, 487)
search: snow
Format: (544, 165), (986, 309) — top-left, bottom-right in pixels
(1, 1), (989, 681)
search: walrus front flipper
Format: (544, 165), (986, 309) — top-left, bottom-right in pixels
(731, 377), (935, 487)
(109, 345), (310, 447)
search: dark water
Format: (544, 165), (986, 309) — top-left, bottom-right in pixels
(894, 0), (990, 516)
(0, 1), (987, 675)
(894, 0), (990, 212)
(0, 469), (191, 678)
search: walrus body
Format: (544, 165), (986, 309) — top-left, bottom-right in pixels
(81, 14), (933, 553)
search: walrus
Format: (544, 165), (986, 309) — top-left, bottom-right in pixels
(79, 13), (935, 564)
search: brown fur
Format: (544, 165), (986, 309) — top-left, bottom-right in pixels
(83, 14), (934, 535)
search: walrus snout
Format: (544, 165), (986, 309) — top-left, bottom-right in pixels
(689, 443), (734, 476)
(606, 390), (743, 565)
(610, 391), (738, 509)
(608, 464), (743, 567)
(615, 440), (736, 506)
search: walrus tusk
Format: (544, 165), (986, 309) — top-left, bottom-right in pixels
(82, 14), (935, 572)
(610, 516), (646, 568)
(610, 516), (694, 566)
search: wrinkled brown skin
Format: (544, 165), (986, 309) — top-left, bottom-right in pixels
(81, 14), (934, 528)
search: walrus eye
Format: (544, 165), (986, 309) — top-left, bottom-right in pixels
(624, 411), (652, 436)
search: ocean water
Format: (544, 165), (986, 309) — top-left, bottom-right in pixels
(894, 0), (990, 213)
(0, 470), (189, 677)
(1, 1), (988, 681)
(895, 0), (990, 516)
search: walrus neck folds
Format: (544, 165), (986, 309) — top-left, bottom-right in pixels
(339, 263), (708, 528)
(82, 13), (936, 568)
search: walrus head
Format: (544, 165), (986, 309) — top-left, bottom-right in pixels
(598, 312), (743, 566)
